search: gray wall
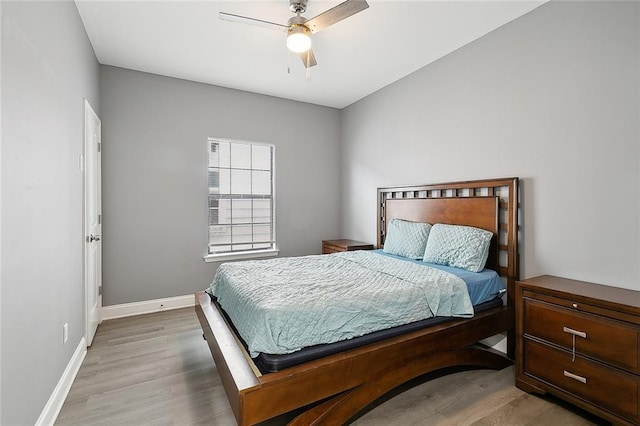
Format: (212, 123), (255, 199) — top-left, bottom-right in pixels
(1, 1), (100, 424)
(100, 66), (341, 306)
(341, 1), (640, 290)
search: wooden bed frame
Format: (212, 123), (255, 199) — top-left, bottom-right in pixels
(195, 177), (519, 425)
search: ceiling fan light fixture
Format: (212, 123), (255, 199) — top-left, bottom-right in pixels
(220, 0), (369, 68)
(286, 24), (311, 53)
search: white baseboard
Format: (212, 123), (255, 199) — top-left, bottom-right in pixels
(101, 294), (195, 321)
(36, 337), (87, 426)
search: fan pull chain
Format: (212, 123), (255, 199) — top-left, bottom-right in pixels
(305, 51), (311, 81)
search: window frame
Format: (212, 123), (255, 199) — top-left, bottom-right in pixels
(203, 138), (278, 263)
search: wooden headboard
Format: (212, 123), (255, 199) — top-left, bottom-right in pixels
(377, 177), (519, 294)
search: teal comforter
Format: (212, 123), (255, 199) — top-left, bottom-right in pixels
(209, 250), (473, 357)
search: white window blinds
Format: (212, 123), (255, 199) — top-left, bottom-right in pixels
(208, 139), (275, 254)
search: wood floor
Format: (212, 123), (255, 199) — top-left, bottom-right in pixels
(56, 307), (607, 426)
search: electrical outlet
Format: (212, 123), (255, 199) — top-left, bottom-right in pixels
(63, 323), (69, 344)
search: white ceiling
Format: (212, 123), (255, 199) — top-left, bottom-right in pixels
(75, 0), (546, 109)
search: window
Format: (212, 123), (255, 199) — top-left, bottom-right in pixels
(205, 138), (277, 261)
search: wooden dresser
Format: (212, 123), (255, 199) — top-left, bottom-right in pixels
(322, 239), (374, 254)
(516, 275), (640, 425)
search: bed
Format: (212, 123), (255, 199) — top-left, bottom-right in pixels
(195, 177), (519, 425)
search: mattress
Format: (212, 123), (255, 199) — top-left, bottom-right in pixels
(253, 297), (504, 373)
(210, 250), (479, 357)
(208, 250), (506, 372)
(373, 250), (505, 306)
(208, 294), (503, 373)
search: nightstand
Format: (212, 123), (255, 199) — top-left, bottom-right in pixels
(516, 275), (640, 425)
(322, 239), (374, 254)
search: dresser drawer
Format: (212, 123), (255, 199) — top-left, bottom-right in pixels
(523, 297), (639, 372)
(524, 339), (639, 421)
(323, 245), (343, 254)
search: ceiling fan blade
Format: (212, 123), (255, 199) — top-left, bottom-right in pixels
(219, 12), (288, 32)
(299, 48), (318, 68)
(305, 0), (369, 34)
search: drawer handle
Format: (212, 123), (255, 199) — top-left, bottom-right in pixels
(563, 327), (586, 361)
(563, 327), (587, 338)
(564, 370), (587, 384)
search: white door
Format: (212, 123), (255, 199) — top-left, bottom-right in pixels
(84, 99), (102, 346)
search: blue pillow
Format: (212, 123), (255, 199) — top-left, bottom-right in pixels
(383, 219), (432, 259)
(423, 224), (493, 272)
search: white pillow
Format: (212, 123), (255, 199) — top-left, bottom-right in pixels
(383, 219), (432, 260)
(423, 224), (493, 272)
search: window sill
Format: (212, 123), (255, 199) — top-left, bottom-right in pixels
(203, 248), (279, 263)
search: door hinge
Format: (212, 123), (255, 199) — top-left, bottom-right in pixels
(98, 285), (102, 296)
(98, 214), (102, 225)
(97, 142), (101, 153)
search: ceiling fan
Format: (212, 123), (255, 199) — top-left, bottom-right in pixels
(219, 0), (369, 69)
